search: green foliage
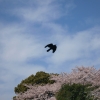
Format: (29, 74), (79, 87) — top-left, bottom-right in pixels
(14, 71), (56, 93)
(13, 96), (16, 100)
(56, 83), (96, 100)
(14, 74), (34, 93)
(22, 74), (35, 84)
(34, 71), (50, 84)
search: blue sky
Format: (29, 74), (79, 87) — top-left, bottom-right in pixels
(0, 0), (100, 100)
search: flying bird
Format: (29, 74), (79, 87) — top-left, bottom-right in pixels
(45, 43), (57, 53)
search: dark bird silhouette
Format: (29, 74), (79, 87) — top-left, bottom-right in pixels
(45, 43), (57, 53)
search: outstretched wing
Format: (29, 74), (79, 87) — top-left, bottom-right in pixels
(45, 43), (53, 48)
(52, 45), (57, 53)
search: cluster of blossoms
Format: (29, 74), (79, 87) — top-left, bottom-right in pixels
(14, 66), (100, 100)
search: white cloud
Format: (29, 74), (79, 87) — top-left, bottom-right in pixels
(11, 1), (59, 22)
(0, 24), (46, 63)
(46, 26), (100, 66)
(0, 23), (47, 99)
(9, 0), (75, 23)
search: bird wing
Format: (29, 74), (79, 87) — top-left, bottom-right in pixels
(52, 45), (57, 53)
(45, 43), (53, 48)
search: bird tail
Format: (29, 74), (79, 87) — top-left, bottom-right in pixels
(47, 48), (51, 52)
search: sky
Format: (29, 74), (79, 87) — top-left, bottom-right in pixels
(0, 0), (100, 100)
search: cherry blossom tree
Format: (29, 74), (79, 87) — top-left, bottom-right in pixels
(13, 66), (100, 100)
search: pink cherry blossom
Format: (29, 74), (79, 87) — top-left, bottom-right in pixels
(13, 66), (100, 100)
